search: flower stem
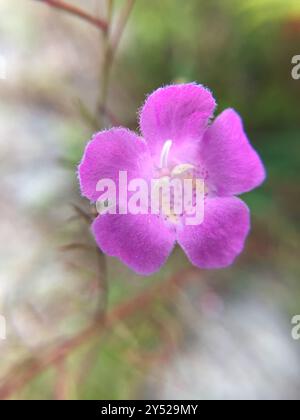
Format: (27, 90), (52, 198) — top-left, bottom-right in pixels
(38, 0), (108, 32)
(0, 267), (197, 399)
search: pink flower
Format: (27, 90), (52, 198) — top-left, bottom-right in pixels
(78, 84), (265, 275)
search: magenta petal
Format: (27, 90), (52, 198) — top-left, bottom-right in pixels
(201, 109), (266, 196)
(92, 213), (176, 276)
(78, 128), (153, 202)
(139, 83), (216, 165)
(177, 197), (250, 269)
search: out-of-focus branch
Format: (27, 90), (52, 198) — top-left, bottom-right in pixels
(36, 0), (108, 32)
(69, 202), (95, 224)
(0, 267), (198, 400)
(36, 0), (135, 126)
(97, 0), (136, 124)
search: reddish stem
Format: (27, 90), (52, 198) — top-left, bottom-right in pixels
(39, 0), (108, 32)
(111, 0), (135, 54)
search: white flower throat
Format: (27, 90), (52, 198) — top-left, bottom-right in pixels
(158, 139), (195, 177)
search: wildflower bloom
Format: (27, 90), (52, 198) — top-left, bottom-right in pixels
(78, 84), (265, 275)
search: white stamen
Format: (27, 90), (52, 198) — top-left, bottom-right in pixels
(159, 140), (173, 168)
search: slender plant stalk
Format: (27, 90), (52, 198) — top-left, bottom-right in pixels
(97, 0), (115, 123)
(39, 0), (108, 32)
(9, 0), (143, 401)
(54, 360), (68, 400)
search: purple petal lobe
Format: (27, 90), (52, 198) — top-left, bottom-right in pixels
(177, 197), (250, 269)
(139, 83), (216, 165)
(201, 108), (266, 196)
(92, 213), (176, 276)
(78, 128), (153, 202)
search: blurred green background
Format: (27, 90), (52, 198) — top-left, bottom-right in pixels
(0, 0), (299, 399)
